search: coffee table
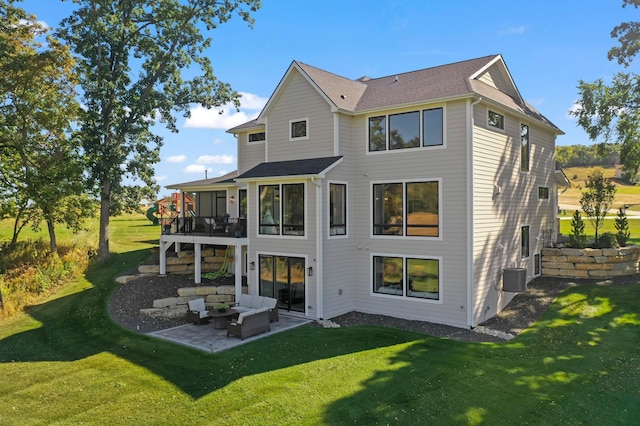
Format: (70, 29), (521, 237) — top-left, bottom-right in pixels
(208, 308), (239, 329)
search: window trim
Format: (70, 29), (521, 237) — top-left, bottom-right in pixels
(520, 123), (530, 173)
(487, 110), (505, 131)
(538, 186), (549, 200)
(370, 178), (442, 240)
(370, 253), (443, 304)
(366, 105), (446, 154)
(247, 131), (266, 144)
(328, 181), (348, 239)
(534, 253), (541, 276)
(257, 181), (307, 239)
(289, 117), (309, 141)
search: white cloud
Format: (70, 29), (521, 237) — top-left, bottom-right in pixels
(498, 26), (526, 36)
(238, 92), (268, 110)
(567, 101), (581, 119)
(185, 164), (208, 173)
(166, 155), (187, 163)
(212, 138), (226, 145)
(196, 154), (234, 165)
(183, 91), (266, 129)
(155, 175), (168, 182)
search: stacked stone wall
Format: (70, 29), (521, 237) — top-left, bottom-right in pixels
(138, 248), (231, 274)
(541, 246), (640, 279)
(140, 285), (247, 319)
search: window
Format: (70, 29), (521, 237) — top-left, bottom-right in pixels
(239, 189), (247, 218)
(521, 226), (530, 258)
(329, 183), (346, 236)
(423, 108), (443, 147)
(538, 186), (549, 200)
(259, 183), (304, 236)
(248, 132), (265, 142)
(373, 255), (440, 300)
(373, 181), (439, 237)
(290, 118), (308, 140)
(521, 124), (530, 172)
(488, 110), (504, 130)
(390, 111), (420, 150)
(368, 107), (443, 152)
(534, 253), (541, 275)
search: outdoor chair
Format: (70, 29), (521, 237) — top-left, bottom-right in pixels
(186, 298), (210, 324)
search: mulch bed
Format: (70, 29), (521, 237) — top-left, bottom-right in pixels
(108, 272), (640, 342)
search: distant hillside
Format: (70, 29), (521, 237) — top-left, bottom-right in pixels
(556, 144), (619, 168)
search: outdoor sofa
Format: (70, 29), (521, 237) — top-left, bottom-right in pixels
(232, 294), (279, 322)
(226, 307), (271, 340)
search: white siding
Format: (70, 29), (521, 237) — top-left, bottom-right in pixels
(236, 132), (266, 174)
(471, 103), (557, 325)
(476, 63), (520, 100)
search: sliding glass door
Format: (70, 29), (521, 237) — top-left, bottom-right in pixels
(259, 255), (305, 313)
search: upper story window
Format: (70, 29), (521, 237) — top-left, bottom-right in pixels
(488, 110), (504, 130)
(329, 183), (347, 236)
(259, 183), (305, 236)
(521, 123), (530, 172)
(368, 107), (443, 152)
(372, 180), (440, 238)
(538, 186), (549, 200)
(248, 132), (266, 143)
(289, 118), (308, 140)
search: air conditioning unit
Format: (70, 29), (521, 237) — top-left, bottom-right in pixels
(503, 268), (527, 292)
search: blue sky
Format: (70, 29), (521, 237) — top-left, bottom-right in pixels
(21, 0), (637, 197)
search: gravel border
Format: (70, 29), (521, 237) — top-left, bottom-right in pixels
(109, 272), (640, 342)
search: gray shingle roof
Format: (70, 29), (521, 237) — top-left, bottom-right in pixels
(165, 170), (239, 190)
(235, 156), (343, 180)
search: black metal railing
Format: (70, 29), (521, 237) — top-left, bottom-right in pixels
(160, 216), (247, 238)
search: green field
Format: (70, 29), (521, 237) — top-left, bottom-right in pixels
(1, 215), (639, 424)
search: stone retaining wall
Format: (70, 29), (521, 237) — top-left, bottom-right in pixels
(138, 247), (232, 275)
(541, 246), (640, 279)
(140, 285), (247, 319)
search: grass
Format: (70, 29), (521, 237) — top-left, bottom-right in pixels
(1, 216), (640, 424)
(559, 216), (640, 245)
(560, 166), (640, 213)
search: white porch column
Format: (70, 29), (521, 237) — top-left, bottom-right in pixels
(234, 243), (243, 303)
(194, 243), (201, 284)
(159, 239), (167, 276)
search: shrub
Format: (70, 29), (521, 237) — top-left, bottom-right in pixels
(614, 207), (630, 247)
(569, 210), (587, 248)
(595, 232), (618, 249)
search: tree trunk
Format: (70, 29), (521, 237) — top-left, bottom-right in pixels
(46, 219), (58, 253)
(97, 179), (111, 260)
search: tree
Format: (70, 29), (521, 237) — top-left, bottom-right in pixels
(569, 209), (587, 249)
(572, 0), (640, 178)
(614, 207), (631, 246)
(579, 170), (617, 243)
(57, 0), (260, 261)
(0, 3), (93, 252)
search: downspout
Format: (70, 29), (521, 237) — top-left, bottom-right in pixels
(311, 176), (323, 319)
(467, 96), (482, 328)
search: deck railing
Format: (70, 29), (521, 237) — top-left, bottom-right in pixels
(160, 216), (247, 238)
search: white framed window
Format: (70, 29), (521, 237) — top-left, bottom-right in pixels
(371, 254), (441, 301)
(534, 253), (541, 276)
(367, 106), (444, 152)
(521, 123), (530, 172)
(258, 183), (305, 236)
(372, 179), (440, 238)
(538, 186), (549, 200)
(521, 225), (530, 259)
(289, 118), (309, 141)
(248, 131), (266, 143)
(488, 110), (504, 130)
(328, 182), (347, 237)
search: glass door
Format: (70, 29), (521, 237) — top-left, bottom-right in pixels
(259, 255), (305, 313)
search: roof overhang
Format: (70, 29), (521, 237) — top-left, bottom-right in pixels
(234, 156), (343, 183)
(555, 169), (571, 187)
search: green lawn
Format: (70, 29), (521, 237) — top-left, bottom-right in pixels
(559, 216), (640, 245)
(1, 216), (640, 424)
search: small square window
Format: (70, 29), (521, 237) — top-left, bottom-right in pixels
(538, 186), (549, 200)
(290, 119), (307, 139)
(488, 110), (504, 130)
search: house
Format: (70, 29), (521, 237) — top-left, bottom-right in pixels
(159, 54), (564, 329)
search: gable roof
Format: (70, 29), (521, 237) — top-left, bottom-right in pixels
(235, 156), (343, 181)
(228, 54), (562, 135)
(165, 170), (239, 190)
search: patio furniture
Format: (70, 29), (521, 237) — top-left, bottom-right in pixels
(226, 307), (271, 340)
(208, 308), (239, 329)
(233, 294), (279, 322)
(186, 298), (210, 324)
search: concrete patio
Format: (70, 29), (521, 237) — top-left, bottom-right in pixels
(148, 313), (313, 353)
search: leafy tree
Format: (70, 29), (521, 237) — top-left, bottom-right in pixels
(580, 170), (617, 243)
(0, 3), (93, 252)
(57, 0), (261, 260)
(569, 209), (587, 249)
(614, 207), (631, 246)
(572, 0), (640, 180)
